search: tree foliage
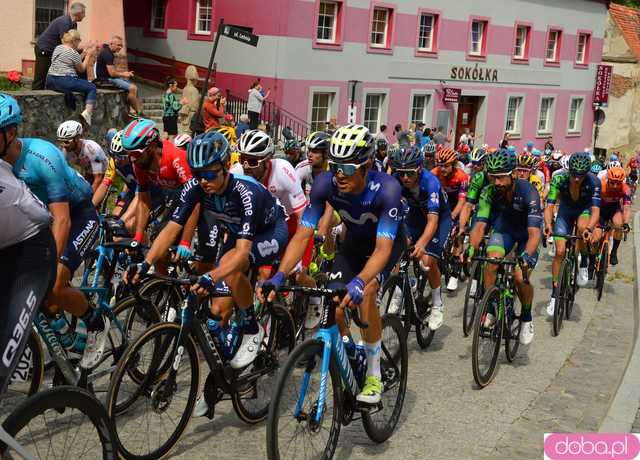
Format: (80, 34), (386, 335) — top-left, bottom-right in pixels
(612, 0), (640, 8)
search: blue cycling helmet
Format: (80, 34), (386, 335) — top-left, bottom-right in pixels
(105, 128), (117, 147)
(531, 148), (542, 157)
(187, 131), (230, 169)
(121, 118), (160, 151)
(389, 145), (423, 170)
(610, 153), (618, 162)
(507, 145), (517, 153)
(591, 162), (603, 174)
(568, 151), (592, 176)
(526, 141), (534, 149)
(0, 93), (22, 129)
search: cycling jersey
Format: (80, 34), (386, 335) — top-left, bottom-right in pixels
(13, 138), (93, 210)
(373, 156), (388, 173)
(546, 172), (601, 209)
(546, 160), (563, 176)
(529, 174), (544, 195)
(301, 170), (403, 252)
(62, 139), (108, 176)
(103, 158), (137, 189)
(134, 140), (192, 192)
(600, 178), (632, 208)
(466, 170), (488, 205)
(597, 169), (608, 181)
(296, 160), (330, 195)
(431, 167), (469, 209)
(0, 159), (52, 250)
(476, 179), (543, 230)
(537, 162), (550, 183)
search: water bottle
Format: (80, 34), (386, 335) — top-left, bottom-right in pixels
(354, 342), (367, 388)
(409, 277), (418, 297)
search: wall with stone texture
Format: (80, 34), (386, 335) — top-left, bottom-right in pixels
(8, 89), (128, 146)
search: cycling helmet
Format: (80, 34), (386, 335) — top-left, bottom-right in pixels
(608, 166), (626, 182)
(610, 153), (619, 162)
(121, 118), (160, 151)
(507, 145), (517, 153)
(174, 133), (192, 149)
(560, 155), (569, 170)
(109, 130), (124, 156)
(457, 143), (470, 154)
(57, 120), (83, 140)
(329, 124), (374, 164)
(389, 145), (423, 170)
(568, 151), (591, 176)
(517, 152), (536, 169)
(237, 129), (274, 157)
(526, 141), (534, 149)
(423, 142), (436, 156)
(608, 160), (622, 169)
(485, 149), (516, 175)
(551, 150), (563, 162)
(306, 131), (330, 152)
(0, 93), (22, 129)
(591, 162), (603, 174)
(105, 128), (117, 148)
(187, 130), (230, 169)
(214, 125), (237, 146)
(531, 148), (542, 158)
(435, 146), (457, 165)
(469, 147), (487, 164)
(376, 138), (388, 151)
(283, 138), (301, 152)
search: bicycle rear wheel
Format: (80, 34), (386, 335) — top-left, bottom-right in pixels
(504, 296), (522, 362)
(472, 286), (503, 388)
(1, 386), (117, 459)
(463, 260), (483, 337)
(553, 260), (569, 336)
(596, 241), (608, 302)
(379, 275), (409, 335)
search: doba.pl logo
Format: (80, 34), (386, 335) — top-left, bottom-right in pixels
(544, 433), (640, 459)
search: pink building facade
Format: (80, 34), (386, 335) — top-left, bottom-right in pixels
(123, 0), (608, 150)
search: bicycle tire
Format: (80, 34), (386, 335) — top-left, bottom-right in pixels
(106, 323), (199, 460)
(266, 339), (342, 460)
(462, 260), (483, 337)
(1, 385), (117, 459)
(504, 296), (522, 362)
(379, 275), (409, 335)
(362, 314), (408, 443)
(566, 253), (579, 320)
(553, 260), (569, 336)
(472, 286), (503, 388)
(596, 241), (609, 302)
(232, 304), (296, 424)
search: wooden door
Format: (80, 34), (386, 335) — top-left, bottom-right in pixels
(455, 96), (478, 146)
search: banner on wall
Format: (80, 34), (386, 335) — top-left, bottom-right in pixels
(593, 64), (613, 105)
(443, 87), (461, 103)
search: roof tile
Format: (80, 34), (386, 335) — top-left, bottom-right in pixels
(610, 3), (640, 60)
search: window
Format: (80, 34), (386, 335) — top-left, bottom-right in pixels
(470, 20), (487, 56)
(150, 0), (166, 32)
(505, 96), (524, 135)
(364, 94), (384, 133)
(418, 14), (435, 51)
(576, 32), (590, 64)
(371, 7), (389, 48)
(311, 93), (333, 133)
(513, 24), (530, 60)
(317, 1), (338, 43)
(568, 97), (584, 133)
(35, 0), (66, 37)
(537, 97), (555, 134)
(410, 94), (430, 126)
(195, 0), (212, 34)
(546, 29), (562, 62)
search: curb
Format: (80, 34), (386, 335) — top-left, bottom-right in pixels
(600, 210), (640, 432)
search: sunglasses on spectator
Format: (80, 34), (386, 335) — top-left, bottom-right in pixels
(194, 168), (223, 182)
(328, 160), (366, 177)
(395, 168), (420, 178)
(240, 155), (268, 168)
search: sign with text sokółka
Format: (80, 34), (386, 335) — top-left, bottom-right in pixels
(594, 64), (613, 104)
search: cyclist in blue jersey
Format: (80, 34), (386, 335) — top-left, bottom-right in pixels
(0, 93), (109, 369)
(389, 144), (451, 330)
(469, 149), (542, 345)
(373, 138), (388, 172)
(259, 124), (405, 404)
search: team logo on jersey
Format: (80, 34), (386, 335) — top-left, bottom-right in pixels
(338, 210), (378, 225)
(257, 239), (279, 257)
(329, 272), (342, 280)
(430, 192), (439, 204)
(369, 182), (381, 192)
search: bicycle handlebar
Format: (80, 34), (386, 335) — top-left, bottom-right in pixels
(472, 256), (530, 284)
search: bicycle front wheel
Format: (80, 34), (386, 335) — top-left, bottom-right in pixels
(596, 241), (608, 302)
(463, 260), (483, 337)
(554, 260), (570, 336)
(1, 386), (117, 459)
(1, 328), (44, 415)
(266, 339), (342, 460)
(472, 286), (503, 388)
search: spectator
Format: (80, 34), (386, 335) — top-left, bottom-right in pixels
(432, 126), (448, 146)
(224, 113), (235, 127)
(33, 2), (86, 90)
(415, 122), (426, 146)
(325, 117), (337, 135)
(459, 128), (470, 146)
(248, 80), (270, 129)
(162, 77), (181, 140)
(423, 127), (432, 144)
(95, 35), (142, 116)
(202, 86), (226, 131)
(45, 30), (97, 125)
(394, 123), (411, 146)
(236, 114), (250, 138)
(375, 124), (388, 142)
(544, 136), (555, 152)
(500, 132), (510, 149)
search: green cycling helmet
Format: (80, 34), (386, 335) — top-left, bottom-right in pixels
(485, 148), (516, 175)
(568, 152), (591, 176)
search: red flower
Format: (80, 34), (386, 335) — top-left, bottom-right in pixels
(7, 71), (21, 83)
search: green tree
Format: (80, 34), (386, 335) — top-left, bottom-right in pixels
(612, 0), (640, 7)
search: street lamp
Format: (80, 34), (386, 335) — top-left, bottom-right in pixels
(347, 80), (361, 124)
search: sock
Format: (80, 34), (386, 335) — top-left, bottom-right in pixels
(612, 238), (621, 254)
(521, 304), (532, 322)
(580, 252), (588, 268)
(365, 340), (382, 380)
(431, 286), (442, 307)
(81, 307), (104, 332)
(238, 307), (259, 334)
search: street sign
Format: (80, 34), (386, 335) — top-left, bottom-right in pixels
(594, 108), (606, 126)
(594, 64), (613, 104)
(443, 87), (461, 103)
(221, 25), (259, 47)
(348, 106), (357, 124)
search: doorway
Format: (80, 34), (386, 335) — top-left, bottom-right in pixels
(455, 96), (481, 147)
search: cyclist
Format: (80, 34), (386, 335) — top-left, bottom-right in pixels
(432, 146), (469, 291)
(423, 141), (436, 170)
(593, 166), (631, 267)
(389, 145), (451, 330)
(463, 146), (486, 176)
(544, 152), (601, 316)
(57, 120), (108, 192)
(283, 138), (305, 168)
(547, 150), (564, 177)
(515, 153), (544, 196)
(260, 124), (405, 404)
(458, 147), (489, 235)
(469, 149), (541, 345)
(295, 130), (331, 194)
(0, 94), (109, 369)
(173, 133), (192, 150)
(373, 138), (388, 172)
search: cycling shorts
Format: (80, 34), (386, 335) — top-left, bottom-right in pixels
(598, 204), (622, 227)
(553, 203), (591, 240)
(0, 228), (57, 393)
(487, 214), (538, 260)
(407, 215), (452, 260)
(60, 204), (100, 273)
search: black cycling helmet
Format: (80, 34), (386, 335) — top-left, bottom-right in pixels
(376, 138), (388, 151)
(485, 148), (516, 175)
(389, 145), (423, 170)
(187, 131), (230, 169)
(423, 142), (436, 156)
(568, 151), (591, 176)
(329, 124), (374, 164)
(305, 131), (330, 153)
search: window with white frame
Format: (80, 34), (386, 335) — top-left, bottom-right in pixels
(546, 30), (560, 61)
(195, 0), (212, 34)
(418, 14), (435, 51)
(364, 94), (384, 133)
(371, 7), (389, 48)
(537, 97), (555, 134)
(576, 33), (589, 64)
(568, 97), (584, 133)
(514, 25), (528, 59)
(317, 1), (338, 43)
(311, 93), (333, 133)
(35, 0), (66, 37)
(470, 20), (486, 56)
(505, 96), (524, 135)
(410, 94), (430, 126)
(150, 0), (166, 31)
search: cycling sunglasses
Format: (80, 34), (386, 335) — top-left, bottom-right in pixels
(125, 146), (150, 158)
(194, 168), (223, 182)
(240, 155), (268, 169)
(328, 160), (367, 177)
(395, 168), (420, 178)
(57, 139), (74, 146)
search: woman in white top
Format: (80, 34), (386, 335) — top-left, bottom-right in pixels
(247, 79), (270, 130)
(46, 29), (97, 125)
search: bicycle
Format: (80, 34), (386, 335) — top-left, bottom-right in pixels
(379, 246), (434, 348)
(471, 257), (529, 388)
(551, 232), (580, 337)
(265, 285), (408, 459)
(594, 223), (629, 301)
(462, 237), (488, 337)
(106, 273), (296, 459)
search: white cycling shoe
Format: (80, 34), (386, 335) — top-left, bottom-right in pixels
(428, 305), (444, 331)
(546, 298), (556, 317)
(577, 267), (589, 287)
(80, 317), (110, 369)
(446, 277), (459, 292)
(520, 321), (534, 345)
(193, 395), (209, 417)
(229, 327), (265, 369)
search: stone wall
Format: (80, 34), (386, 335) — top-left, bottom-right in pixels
(7, 89), (129, 146)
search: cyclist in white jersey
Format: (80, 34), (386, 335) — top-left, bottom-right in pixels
(295, 131), (331, 194)
(57, 120), (108, 191)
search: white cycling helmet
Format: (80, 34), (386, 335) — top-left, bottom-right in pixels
(237, 129), (274, 157)
(560, 155), (570, 170)
(57, 120), (83, 140)
(608, 160), (622, 169)
(551, 150), (563, 161)
(173, 133), (192, 149)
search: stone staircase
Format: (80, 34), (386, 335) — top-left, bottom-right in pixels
(142, 96), (164, 126)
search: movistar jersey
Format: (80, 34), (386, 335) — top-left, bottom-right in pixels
(546, 172), (601, 209)
(476, 179), (542, 230)
(13, 138), (93, 209)
(301, 170), (403, 251)
(394, 169), (450, 226)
